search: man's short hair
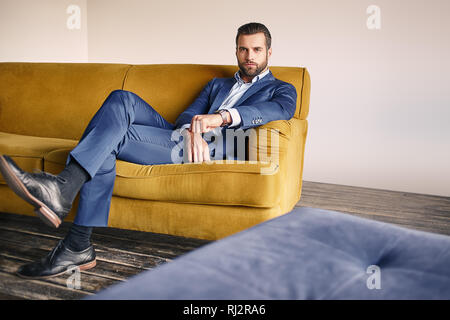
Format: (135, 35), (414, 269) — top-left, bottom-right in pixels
(235, 22), (272, 49)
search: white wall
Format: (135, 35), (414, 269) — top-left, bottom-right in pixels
(0, 0), (88, 62)
(0, 0), (449, 197)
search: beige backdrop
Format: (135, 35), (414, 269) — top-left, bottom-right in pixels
(1, 0), (449, 197)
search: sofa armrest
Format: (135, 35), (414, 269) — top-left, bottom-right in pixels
(248, 118), (308, 210)
(248, 119), (293, 164)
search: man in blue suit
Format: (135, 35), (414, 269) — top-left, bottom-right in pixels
(0, 22), (297, 279)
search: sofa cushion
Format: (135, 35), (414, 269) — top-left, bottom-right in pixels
(0, 62), (131, 140)
(0, 132), (77, 185)
(44, 148), (281, 207)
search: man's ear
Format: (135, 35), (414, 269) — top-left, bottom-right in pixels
(268, 47), (272, 58)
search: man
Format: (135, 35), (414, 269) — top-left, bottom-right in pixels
(0, 22), (297, 279)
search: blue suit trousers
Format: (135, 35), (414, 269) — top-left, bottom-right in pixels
(66, 90), (190, 226)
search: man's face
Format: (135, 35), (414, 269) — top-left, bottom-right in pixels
(236, 32), (272, 82)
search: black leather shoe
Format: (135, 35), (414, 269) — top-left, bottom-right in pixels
(17, 240), (96, 279)
(0, 154), (71, 228)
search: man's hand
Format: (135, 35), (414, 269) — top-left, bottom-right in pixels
(182, 129), (210, 163)
(190, 112), (230, 133)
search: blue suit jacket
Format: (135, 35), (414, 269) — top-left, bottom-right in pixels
(174, 71), (297, 130)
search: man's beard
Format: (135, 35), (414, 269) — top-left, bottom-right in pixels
(238, 56), (268, 79)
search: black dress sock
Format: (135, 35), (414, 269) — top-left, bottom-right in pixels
(57, 158), (90, 204)
(63, 223), (93, 252)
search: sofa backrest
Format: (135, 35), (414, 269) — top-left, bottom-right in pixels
(0, 62), (310, 140)
(0, 62), (129, 140)
(123, 64), (310, 125)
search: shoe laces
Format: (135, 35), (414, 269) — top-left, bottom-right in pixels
(47, 240), (64, 264)
(31, 169), (63, 181)
(32, 169), (53, 177)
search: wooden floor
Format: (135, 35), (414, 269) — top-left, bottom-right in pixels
(0, 180), (449, 300)
(297, 181), (450, 236)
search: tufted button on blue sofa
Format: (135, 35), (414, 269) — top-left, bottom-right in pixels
(90, 207), (450, 300)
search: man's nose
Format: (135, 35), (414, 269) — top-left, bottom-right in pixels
(247, 50), (255, 61)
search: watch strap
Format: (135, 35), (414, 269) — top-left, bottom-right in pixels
(215, 109), (228, 127)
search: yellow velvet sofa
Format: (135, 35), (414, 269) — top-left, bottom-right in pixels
(0, 62), (310, 240)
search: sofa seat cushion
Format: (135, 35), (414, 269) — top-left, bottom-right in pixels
(0, 132), (77, 185)
(44, 148), (281, 207)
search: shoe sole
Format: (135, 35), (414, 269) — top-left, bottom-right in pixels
(16, 259), (97, 280)
(0, 155), (62, 228)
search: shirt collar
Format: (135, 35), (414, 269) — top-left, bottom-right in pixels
(235, 68), (270, 84)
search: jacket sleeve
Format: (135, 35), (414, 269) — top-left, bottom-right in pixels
(232, 82), (297, 130)
(174, 79), (215, 130)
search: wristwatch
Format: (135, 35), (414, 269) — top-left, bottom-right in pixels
(214, 109), (229, 127)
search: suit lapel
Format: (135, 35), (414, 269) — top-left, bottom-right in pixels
(208, 78), (236, 114)
(233, 71), (275, 107)
(208, 71), (275, 113)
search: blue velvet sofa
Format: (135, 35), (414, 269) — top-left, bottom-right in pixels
(90, 207), (450, 300)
